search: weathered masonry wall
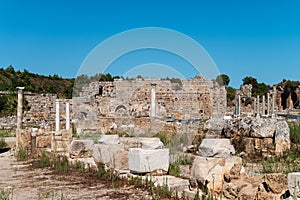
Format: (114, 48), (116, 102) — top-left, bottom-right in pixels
(0, 93), (72, 131)
(73, 76), (227, 134)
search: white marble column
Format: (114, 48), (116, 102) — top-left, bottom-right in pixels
(55, 99), (60, 133)
(150, 83), (156, 118)
(238, 95), (241, 116)
(16, 87), (24, 149)
(262, 95), (265, 116)
(66, 101), (70, 131)
(257, 95), (260, 117)
(16, 87), (24, 130)
(272, 92), (275, 117)
(267, 93), (270, 116)
(254, 98), (257, 116)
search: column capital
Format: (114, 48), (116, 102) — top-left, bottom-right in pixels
(151, 83), (157, 87)
(16, 87), (25, 90)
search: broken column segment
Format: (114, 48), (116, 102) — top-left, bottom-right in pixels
(150, 83), (156, 118)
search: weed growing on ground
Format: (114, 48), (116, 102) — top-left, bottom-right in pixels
(0, 130), (15, 138)
(38, 150), (51, 168)
(17, 146), (27, 160)
(54, 155), (70, 173)
(168, 161), (180, 177)
(0, 137), (7, 149)
(0, 187), (13, 200)
(289, 122), (300, 143)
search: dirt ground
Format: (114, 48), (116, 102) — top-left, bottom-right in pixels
(0, 150), (152, 200)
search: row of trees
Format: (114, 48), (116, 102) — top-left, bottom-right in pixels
(215, 74), (272, 102)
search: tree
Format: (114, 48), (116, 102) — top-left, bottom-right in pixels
(242, 76), (270, 96)
(6, 65), (15, 74)
(242, 76), (258, 86)
(226, 86), (236, 101)
(216, 74), (230, 86)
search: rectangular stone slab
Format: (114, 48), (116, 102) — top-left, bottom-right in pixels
(128, 148), (169, 173)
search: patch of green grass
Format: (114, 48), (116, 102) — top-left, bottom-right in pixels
(168, 161), (181, 177)
(0, 187), (13, 200)
(54, 156), (70, 172)
(289, 122), (300, 144)
(0, 131), (15, 138)
(17, 146), (27, 160)
(0, 137), (7, 149)
(262, 152), (300, 174)
(38, 150), (51, 168)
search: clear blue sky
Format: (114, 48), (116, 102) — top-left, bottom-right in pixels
(0, 0), (299, 88)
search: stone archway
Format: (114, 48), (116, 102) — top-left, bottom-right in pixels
(115, 104), (127, 113)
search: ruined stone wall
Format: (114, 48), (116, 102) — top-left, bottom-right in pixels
(73, 76), (227, 135)
(0, 93), (72, 132)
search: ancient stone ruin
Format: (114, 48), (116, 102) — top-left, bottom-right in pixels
(3, 76), (300, 199)
(72, 75), (226, 135)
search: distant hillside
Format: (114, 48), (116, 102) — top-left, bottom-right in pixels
(0, 65), (74, 98)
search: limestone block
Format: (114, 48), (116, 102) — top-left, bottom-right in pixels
(139, 137), (164, 149)
(250, 118), (277, 138)
(69, 140), (94, 158)
(92, 144), (128, 170)
(98, 134), (119, 145)
(288, 172), (300, 199)
(199, 139), (235, 158)
(263, 173), (287, 194)
(190, 156), (242, 192)
(275, 121), (290, 156)
(128, 148), (169, 173)
(36, 135), (51, 148)
(204, 118), (226, 135)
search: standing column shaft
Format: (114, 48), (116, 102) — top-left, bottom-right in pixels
(16, 87), (24, 149)
(257, 95), (260, 116)
(254, 98), (257, 115)
(238, 95), (241, 116)
(272, 93), (275, 115)
(150, 84), (156, 118)
(267, 93), (270, 116)
(17, 87), (24, 130)
(66, 101), (70, 130)
(262, 95), (265, 116)
(55, 100), (60, 133)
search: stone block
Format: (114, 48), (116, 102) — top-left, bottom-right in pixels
(199, 138), (235, 158)
(275, 121), (290, 156)
(139, 137), (164, 149)
(69, 140), (94, 158)
(128, 148), (169, 173)
(190, 156), (242, 192)
(36, 135), (51, 148)
(250, 118), (276, 138)
(288, 172), (300, 199)
(98, 134), (119, 145)
(93, 144), (128, 170)
(204, 118), (226, 135)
